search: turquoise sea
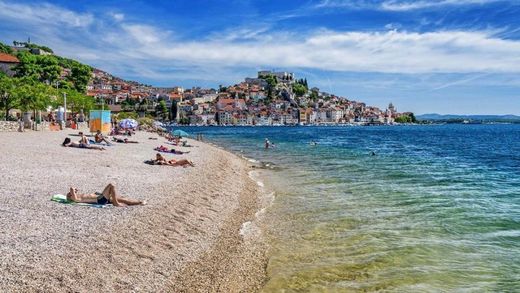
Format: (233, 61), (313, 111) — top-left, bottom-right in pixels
(179, 124), (520, 292)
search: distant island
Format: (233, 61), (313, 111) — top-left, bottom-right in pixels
(0, 40), (416, 126)
(417, 114), (520, 124)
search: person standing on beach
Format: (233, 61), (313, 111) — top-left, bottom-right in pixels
(17, 117), (24, 132)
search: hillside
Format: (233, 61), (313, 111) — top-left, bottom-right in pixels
(1, 41), (412, 125)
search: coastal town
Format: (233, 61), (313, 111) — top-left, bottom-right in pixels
(0, 40), (415, 127)
(87, 69), (412, 126)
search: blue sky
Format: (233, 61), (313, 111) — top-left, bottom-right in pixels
(0, 0), (519, 114)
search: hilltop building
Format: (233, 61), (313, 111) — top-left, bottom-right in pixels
(258, 70), (295, 83)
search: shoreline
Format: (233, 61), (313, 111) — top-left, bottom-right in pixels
(0, 130), (269, 292)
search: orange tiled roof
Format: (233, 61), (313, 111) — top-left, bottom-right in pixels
(218, 98), (235, 104)
(0, 53), (19, 63)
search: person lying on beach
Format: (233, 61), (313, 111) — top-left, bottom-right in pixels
(94, 130), (112, 145)
(66, 183), (145, 207)
(62, 137), (105, 150)
(168, 140), (190, 147)
(166, 135), (181, 143)
(154, 145), (190, 154)
(112, 137), (139, 143)
(153, 153), (195, 167)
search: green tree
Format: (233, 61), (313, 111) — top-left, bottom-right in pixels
(138, 99), (149, 113)
(54, 89), (95, 113)
(260, 74), (277, 89)
(14, 52), (62, 84)
(178, 117), (190, 125)
(155, 100), (168, 120)
(309, 90), (319, 101)
(170, 100), (178, 121)
(117, 112), (139, 120)
(409, 113), (417, 123)
(0, 42), (13, 54)
(0, 76), (19, 119)
(121, 98), (136, 111)
(13, 51), (40, 79)
(68, 62), (92, 93)
(38, 55), (61, 84)
(16, 78), (56, 123)
(395, 115), (412, 123)
(293, 83), (307, 97)
(266, 87), (273, 101)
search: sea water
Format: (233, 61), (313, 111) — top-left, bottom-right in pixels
(178, 124), (520, 292)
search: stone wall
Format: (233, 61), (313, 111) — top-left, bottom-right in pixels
(0, 121), (90, 132)
(0, 121), (19, 132)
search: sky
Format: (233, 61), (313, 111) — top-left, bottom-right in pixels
(0, 0), (519, 114)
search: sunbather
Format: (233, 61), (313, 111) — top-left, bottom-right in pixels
(154, 153), (194, 167)
(66, 183), (145, 207)
(94, 130), (112, 145)
(62, 137), (105, 150)
(166, 135), (182, 144)
(78, 131), (89, 146)
(154, 145), (190, 154)
(113, 137), (138, 143)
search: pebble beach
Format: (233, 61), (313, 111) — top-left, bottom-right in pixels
(0, 130), (267, 292)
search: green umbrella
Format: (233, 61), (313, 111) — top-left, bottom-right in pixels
(171, 129), (190, 137)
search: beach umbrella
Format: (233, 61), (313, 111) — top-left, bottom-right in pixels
(119, 118), (138, 129)
(171, 129), (190, 137)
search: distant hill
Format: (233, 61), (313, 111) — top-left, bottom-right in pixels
(417, 114), (520, 122)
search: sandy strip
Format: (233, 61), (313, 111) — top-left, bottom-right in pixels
(0, 130), (267, 292)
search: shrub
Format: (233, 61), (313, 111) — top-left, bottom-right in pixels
(137, 117), (154, 127)
(116, 112), (139, 120)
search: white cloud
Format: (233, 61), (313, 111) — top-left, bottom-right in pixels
(111, 13), (125, 22)
(316, 0), (505, 11)
(1, 0), (519, 81)
(126, 29), (520, 74)
(381, 0), (500, 11)
(0, 0), (93, 27)
(122, 24), (166, 45)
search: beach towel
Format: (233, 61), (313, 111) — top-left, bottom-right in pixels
(51, 194), (107, 208)
(89, 139), (113, 146)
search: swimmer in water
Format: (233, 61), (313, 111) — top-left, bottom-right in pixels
(265, 138), (271, 149)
